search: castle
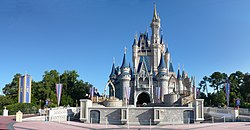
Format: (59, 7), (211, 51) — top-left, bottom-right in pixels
(79, 5), (204, 125)
(107, 5), (193, 106)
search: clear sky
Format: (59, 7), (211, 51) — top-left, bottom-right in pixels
(1, 0), (250, 95)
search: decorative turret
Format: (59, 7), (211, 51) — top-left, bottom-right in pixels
(158, 53), (167, 74)
(176, 65), (184, 94)
(157, 53), (168, 102)
(182, 67), (188, 79)
(160, 34), (163, 44)
(177, 67), (182, 80)
(121, 54), (129, 69)
(109, 63), (116, 79)
(169, 58), (174, 73)
(120, 48), (131, 102)
(133, 34), (138, 46)
(151, 4), (161, 44)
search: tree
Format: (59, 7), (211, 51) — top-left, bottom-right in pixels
(208, 72), (227, 93)
(2, 73), (21, 102)
(198, 76), (209, 94)
(228, 71), (244, 106)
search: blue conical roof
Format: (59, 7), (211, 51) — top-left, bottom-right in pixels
(169, 60), (174, 72)
(177, 68), (182, 80)
(109, 63), (116, 78)
(166, 47), (169, 53)
(121, 53), (129, 68)
(158, 53), (166, 69)
(160, 35), (163, 44)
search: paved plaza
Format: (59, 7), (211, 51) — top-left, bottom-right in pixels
(1, 116), (249, 130)
(12, 121), (250, 130)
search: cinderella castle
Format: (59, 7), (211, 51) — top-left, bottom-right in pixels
(80, 5), (204, 125)
(107, 5), (193, 107)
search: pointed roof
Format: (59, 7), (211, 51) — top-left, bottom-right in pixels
(133, 38), (137, 46)
(182, 67), (186, 78)
(133, 34), (138, 46)
(109, 63), (116, 78)
(121, 53), (129, 68)
(153, 4), (158, 20)
(177, 68), (182, 80)
(169, 59), (174, 72)
(166, 47), (169, 53)
(160, 34), (163, 44)
(158, 53), (166, 69)
(137, 56), (151, 73)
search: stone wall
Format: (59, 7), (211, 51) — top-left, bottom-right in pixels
(88, 107), (194, 125)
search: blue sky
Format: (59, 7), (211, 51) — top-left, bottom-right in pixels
(1, 0), (250, 95)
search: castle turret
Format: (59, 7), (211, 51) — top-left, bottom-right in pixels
(151, 4), (161, 43)
(157, 53), (168, 102)
(151, 4), (163, 73)
(169, 58), (174, 73)
(109, 63), (116, 80)
(120, 50), (131, 101)
(177, 67), (184, 94)
(164, 44), (170, 72)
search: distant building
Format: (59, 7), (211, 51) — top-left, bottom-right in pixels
(18, 74), (32, 103)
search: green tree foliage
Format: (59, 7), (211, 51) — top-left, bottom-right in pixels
(198, 71), (250, 108)
(1, 70), (93, 110)
(2, 73), (21, 102)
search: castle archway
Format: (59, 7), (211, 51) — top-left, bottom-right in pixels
(136, 92), (151, 107)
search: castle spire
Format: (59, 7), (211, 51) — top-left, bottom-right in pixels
(153, 3), (158, 20)
(121, 47), (129, 68)
(165, 43), (169, 53)
(169, 58), (174, 72)
(109, 62), (116, 78)
(177, 64), (181, 80)
(158, 53), (166, 69)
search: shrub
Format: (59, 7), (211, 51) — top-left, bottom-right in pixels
(6, 103), (38, 115)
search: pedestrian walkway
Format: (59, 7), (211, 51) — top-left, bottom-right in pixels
(1, 116), (250, 130)
(0, 116), (15, 130)
(13, 121), (250, 130)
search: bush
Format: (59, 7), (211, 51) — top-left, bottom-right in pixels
(6, 103), (38, 115)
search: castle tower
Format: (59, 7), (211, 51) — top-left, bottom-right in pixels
(18, 74), (32, 103)
(150, 4), (165, 73)
(157, 53), (168, 102)
(120, 50), (131, 101)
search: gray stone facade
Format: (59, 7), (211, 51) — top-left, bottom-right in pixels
(87, 107), (194, 125)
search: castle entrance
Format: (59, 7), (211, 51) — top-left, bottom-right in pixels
(136, 92), (150, 107)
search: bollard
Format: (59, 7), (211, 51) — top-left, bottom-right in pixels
(212, 117), (214, 123)
(106, 117), (107, 128)
(188, 118), (190, 125)
(150, 119), (151, 130)
(224, 116), (225, 123)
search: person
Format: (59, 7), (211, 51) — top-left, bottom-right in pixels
(94, 89), (100, 97)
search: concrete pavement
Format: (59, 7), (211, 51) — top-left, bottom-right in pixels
(1, 116), (250, 130)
